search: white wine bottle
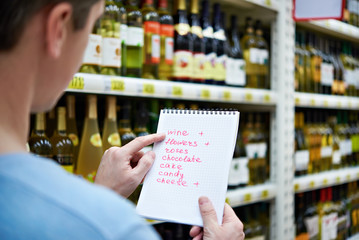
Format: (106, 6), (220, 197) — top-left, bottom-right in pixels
(29, 113), (53, 158)
(50, 107), (74, 173)
(66, 95), (80, 172)
(102, 96), (121, 152)
(76, 95), (103, 181)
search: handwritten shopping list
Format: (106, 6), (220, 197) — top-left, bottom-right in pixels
(136, 110), (240, 226)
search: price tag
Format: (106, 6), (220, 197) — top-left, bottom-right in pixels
(244, 193), (252, 202)
(245, 92), (253, 101)
(111, 78), (125, 91)
(265, 0), (271, 6)
(325, 20), (330, 27)
(225, 197), (230, 205)
(348, 101), (352, 108)
(143, 83), (155, 94)
(68, 76), (84, 90)
(357, 172), (359, 178)
(261, 190), (269, 199)
(323, 179), (328, 185)
(264, 94), (271, 103)
(294, 184), (300, 192)
(337, 101), (342, 108)
(310, 181), (315, 188)
(223, 90), (231, 101)
(310, 99), (315, 106)
(200, 89), (211, 99)
(346, 174), (351, 181)
(295, 97), (300, 105)
(323, 100), (329, 107)
(336, 176), (341, 183)
(172, 86), (183, 97)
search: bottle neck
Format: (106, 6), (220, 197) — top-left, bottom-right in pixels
(66, 95), (76, 119)
(106, 97), (117, 120)
(87, 95), (98, 119)
(119, 119), (132, 131)
(35, 113), (46, 131)
(57, 108), (67, 132)
(190, 0), (199, 14)
(174, 0), (186, 12)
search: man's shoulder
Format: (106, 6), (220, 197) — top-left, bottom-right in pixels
(0, 153), (159, 239)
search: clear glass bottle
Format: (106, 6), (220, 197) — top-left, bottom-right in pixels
(114, 0), (128, 76)
(102, 96), (121, 152)
(254, 20), (269, 89)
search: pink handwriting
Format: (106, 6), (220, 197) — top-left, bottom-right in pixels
(160, 163), (183, 170)
(199, 131), (204, 136)
(165, 148), (189, 154)
(157, 177), (188, 187)
(165, 138), (198, 147)
(193, 182), (199, 187)
(162, 154), (201, 163)
(167, 130), (189, 136)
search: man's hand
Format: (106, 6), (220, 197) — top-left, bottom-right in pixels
(190, 196), (245, 240)
(95, 133), (166, 198)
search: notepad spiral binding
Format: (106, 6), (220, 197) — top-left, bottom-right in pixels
(161, 109), (238, 115)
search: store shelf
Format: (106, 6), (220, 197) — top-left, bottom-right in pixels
(225, 183), (276, 208)
(294, 167), (359, 193)
(297, 19), (359, 42)
(297, 19), (359, 43)
(221, 0), (278, 13)
(348, 234), (359, 240)
(295, 92), (359, 110)
(66, 73), (277, 106)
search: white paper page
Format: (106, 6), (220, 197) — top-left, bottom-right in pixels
(136, 110), (240, 226)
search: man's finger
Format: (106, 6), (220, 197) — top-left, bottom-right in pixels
(133, 151), (156, 178)
(222, 203), (239, 224)
(121, 133), (165, 155)
(192, 232), (203, 240)
(198, 196), (218, 229)
(189, 226), (202, 237)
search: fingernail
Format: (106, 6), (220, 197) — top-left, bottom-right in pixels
(199, 196), (209, 205)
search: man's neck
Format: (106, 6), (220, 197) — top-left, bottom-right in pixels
(0, 44), (37, 154)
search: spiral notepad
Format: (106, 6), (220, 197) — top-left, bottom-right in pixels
(136, 109), (240, 226)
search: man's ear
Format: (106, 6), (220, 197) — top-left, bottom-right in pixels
(46, 3), (73, 58)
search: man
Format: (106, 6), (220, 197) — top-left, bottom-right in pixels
(0, 0), (245, 239)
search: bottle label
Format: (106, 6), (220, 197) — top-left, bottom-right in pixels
(245, 143), (258, 159)
(225, 58), (246, 86)
(68, 133), (79, 146)
(258, 49), (269, 65)
(257, 142), (267, 158)
(295, 233), (309, 240)
(204, 52), (216, 80)
(202, 26), (213, 38)
(295, 150), (309, 171)
(172, 50), (193, 79)
(245, 236), (265, 240)
(249, 48), (261, 64)
(304, 215), (319, 239)
(346, 139), (352, 155)
(355, 68), (359, 89)
(102, 37), (121, 67)
(120, 24), (128, 45)
(151, 34), (160, 63)
(192, 52), (205, 81)
(320, 146), (332, 158)
(62, 165), (74, 173)
(82, 34), (102, 65)
(329, 212), (338, 239)
(228, 157), (249, 186)
(321, 214), (333, 240)
(127, 27), (144, 47)
(320, 63), (334, 86)
(160, 24), (174, 37)
(90, 133), (103, 147)
(243, 49), (256, 75)
(165, 37), (174, 64)
(107, 132), (121, 146)
(214, 54), (227, 81)
(311, 56), (321, 83)
(332, 150), (341, 164)
(174, 23), (190, 35)
(213, 29), (226, 41)
(144, 21), (160, 34)
(191, 26), (203, 38)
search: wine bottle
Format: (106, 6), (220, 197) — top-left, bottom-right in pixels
(148, 100), (159, 133)
(141, 0), (160, 79)
(50, 107), (74, 173)
(125, 0), (144, 78)
(336, 41), (346, 96)
(295, 193), (309, 239)
(329, 112), (342, 170)
(330, 40), (341, 95)
(303, 190), (319, 240)
(301, 32), (311, 93)
(307, 33), (321, 93)
(241, 17), (258, 88)
(102, 96), (121, 152)
(157, 0), (174, 80)
(228, 129), (247, 189)
(118, 100), (136, 146)
(295, 32), (305, 92)
(212, 4), (226, 85)
(320, 39), (334, 95)
(226, 15), (245, 87)
(80, 20), (102, 74)
(100, 0), (122, 76)
(28, 113), (53, 158)
(66, 95), (80, 172)
(114, 0), (128, 76)
(172, 0), (193, 82)
(46, 108), (56, 138)
(189, 0), (205, 84)
(254, 20), (269, 89)
(76, 95), (103, 181)
(200, 0), (215, 85)
(295, 111), (310, 176)
(242, 113), (258, 185)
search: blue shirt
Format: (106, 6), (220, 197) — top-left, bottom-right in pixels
(0, 153), (161, 240)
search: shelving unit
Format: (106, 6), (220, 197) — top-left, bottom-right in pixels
(295, 92), (359, 110)
(294, 167), (359, 193)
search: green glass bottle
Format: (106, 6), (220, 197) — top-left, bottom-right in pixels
(29, 113), (53, 158)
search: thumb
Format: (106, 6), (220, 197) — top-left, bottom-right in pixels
(198, 196), (218, 228)
(133, 151), (156, 178)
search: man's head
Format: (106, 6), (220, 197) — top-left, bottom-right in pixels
(0, 0), (104, 112)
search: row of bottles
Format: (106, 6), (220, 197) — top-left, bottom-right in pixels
(294, 109), (359, 177)
(80, 0), (270, 89)
(295, 182), (359, 240)
(228, 112), (270, 189)
(152, 201), (270, 240)
(295, 30), (359, 97)
(343, 0), (359, 27)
